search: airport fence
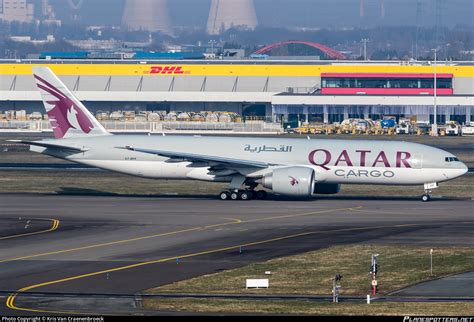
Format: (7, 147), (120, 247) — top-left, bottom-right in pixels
(0, 120), (284, 134)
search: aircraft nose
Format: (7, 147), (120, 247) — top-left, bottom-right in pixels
(460, 162), (469, 176)
(453, 161), (469, 178)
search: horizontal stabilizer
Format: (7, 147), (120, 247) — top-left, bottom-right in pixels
(8, 140), (88, 153)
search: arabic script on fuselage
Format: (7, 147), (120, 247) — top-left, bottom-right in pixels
(244, 144), (293, 153)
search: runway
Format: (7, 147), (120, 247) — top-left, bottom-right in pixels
(0, 194), (473, 315)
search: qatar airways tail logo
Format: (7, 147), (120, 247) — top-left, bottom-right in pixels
(34, 74), (94, 139)
(146, 66), (189, 75)
(308, 149), (412, 170)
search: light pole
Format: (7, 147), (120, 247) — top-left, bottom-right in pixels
(430, 249), (433, 276)
(432, 48), (438, 136)
(370, 254), (379, 296)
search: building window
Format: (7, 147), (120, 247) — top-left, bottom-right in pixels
(322, 77), (452, 89)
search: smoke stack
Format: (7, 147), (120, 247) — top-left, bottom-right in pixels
(122, 0), (172, 35)
(207, 0), (258, 35)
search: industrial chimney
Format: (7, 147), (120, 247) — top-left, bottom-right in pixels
(207, 0), (258, 35)
(122, 0), (172, 35)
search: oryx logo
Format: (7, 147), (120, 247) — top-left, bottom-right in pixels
(289, 176), (299, 186)
(34, 74), (94, 138)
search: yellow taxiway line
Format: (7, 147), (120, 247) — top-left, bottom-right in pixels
(0, 219), (59, 241)
(6, 221), (423, 315)
(0, 206), (359, 264)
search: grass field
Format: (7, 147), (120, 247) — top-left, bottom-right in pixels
(146, 244), (474, 296)
(143, 299), (474, 316)
(144, 244), (474, 315)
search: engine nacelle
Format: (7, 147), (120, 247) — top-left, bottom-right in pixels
(262, 166), (315, 197)
(313, 183), (341, 194)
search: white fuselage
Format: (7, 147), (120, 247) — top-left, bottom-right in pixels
(32, 135), (468, 186)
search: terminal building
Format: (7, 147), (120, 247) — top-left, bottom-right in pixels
(1, 59), (473, 126)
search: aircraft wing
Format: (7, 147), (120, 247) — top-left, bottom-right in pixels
(120, 146), (273, 169)
(8, 140), (88, 153)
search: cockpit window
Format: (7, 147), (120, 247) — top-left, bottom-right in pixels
(445, 157), (460, 162)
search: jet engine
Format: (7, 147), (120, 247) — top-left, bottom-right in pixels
(261, 166), (315, 197)
(313, 183), (341, 194)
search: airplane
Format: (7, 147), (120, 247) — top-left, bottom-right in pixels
(11, 67), (468, 202)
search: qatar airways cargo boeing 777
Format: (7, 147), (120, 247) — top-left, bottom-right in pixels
(12, 67), (468, 202)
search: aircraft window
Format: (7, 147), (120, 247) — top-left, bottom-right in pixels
(445, 157), (460, 162)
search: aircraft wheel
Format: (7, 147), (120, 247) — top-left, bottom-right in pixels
(230, 191), (239, 200)
(256, 190), (267, 200)
(245, 190), (255, 199)
(421, 194), (431, 202)
(239, 191), (251, 200)
(219, 191), (230, 200)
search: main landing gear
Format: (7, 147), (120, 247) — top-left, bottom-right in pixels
(220, 175), (268, 201)
(219, 189), (267, 201)
(421, 182), (438, 202)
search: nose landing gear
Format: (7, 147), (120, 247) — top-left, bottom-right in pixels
(421, 182), (438, 202)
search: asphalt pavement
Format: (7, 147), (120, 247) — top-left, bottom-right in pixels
(0, 194), (472, 315)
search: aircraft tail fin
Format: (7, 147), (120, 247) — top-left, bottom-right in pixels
(32, 66), (110, 139)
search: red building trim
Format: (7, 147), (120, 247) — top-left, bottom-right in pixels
(321, 88), (453, 95)
(321, 73), (453, 79)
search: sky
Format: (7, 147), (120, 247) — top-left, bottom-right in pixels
(47, 0), (474, 29)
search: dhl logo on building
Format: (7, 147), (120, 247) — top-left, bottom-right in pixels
(145, 66), (190, 75)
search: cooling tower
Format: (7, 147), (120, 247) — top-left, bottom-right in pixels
(207, 0), (258, 35)
(122, 0), (172, 35)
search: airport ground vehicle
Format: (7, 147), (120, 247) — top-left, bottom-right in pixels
(414, 123), (431, 135)
(381, 119), (396, 128)
(396, 121), (412, 135)
(461, 123), (474, 136)
(445, 122), (461, 136)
